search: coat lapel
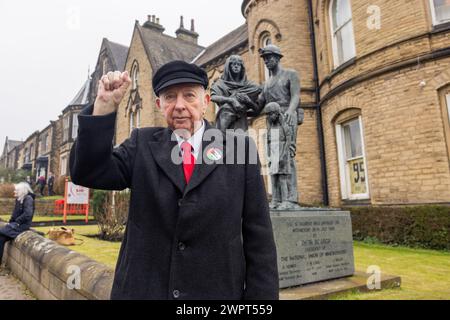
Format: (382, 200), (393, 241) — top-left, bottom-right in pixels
(183, 122), (228, 196)
(148, 129), (186, 193)
(147, 122), (235, 196)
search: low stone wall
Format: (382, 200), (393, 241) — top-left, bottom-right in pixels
(2, 224), (113, 300)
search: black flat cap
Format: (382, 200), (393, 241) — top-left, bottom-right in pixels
(152, 60), (209, 97)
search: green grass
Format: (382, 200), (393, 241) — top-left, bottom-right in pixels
(37, 196), (64, 201)
(33, 225), (120, 269)
(0, 215), (95, 223)
(30, 226), (450, 299)
(332, 242), (450, 300)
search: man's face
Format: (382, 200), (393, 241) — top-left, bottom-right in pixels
(263, 54), (280, 70)
(230, 61), (242, 75)
(156, 84), (210, 137)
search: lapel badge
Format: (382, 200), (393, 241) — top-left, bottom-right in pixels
(206, 147), (223, 161)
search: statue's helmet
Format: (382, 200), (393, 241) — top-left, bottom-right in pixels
(258, 44), (284, 58)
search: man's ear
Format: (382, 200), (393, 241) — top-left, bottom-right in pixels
(203, 93), (211, 111)
(156, 98), (162, 111)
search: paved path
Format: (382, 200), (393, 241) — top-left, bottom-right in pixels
(0, 267), (35, 300)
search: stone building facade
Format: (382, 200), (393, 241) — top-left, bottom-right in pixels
(193, 0), (450, 207)
(115, 15), (204, 145)
(2, 1), (449, 206)
(113, 1), (450, 207)
(0, 137), (23, 170)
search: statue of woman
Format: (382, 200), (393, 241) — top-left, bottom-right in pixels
(211, 55), (262, 132)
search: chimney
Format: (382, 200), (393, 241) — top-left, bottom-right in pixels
(175, 16), (199, 45)
(143, 14), (165, 33)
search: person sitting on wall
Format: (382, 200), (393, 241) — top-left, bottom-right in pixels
(0, 182), (35, 271)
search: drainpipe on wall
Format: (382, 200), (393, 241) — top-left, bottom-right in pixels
(307, 0), (329, 206)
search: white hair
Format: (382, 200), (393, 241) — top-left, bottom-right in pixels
(14, 182), (34, 203)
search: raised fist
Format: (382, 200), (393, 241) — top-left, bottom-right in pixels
(94, 71), (132, 116)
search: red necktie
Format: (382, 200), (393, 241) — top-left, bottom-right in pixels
(181, 141), (195, 184)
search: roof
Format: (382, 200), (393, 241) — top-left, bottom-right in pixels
(8, 139), (22, 150)
(3, 138), (22, 156)
(137, 23), (204, 72)
(194, 24), (248, 67)
(68, 78), (91, 106)
(106, 40), (129, 71)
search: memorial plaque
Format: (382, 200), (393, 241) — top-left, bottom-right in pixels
(270, 209), (355, 288)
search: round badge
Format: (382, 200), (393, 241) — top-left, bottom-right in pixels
(206, 148), (223, 161)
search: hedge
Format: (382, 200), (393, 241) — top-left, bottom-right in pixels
(349, 205), (450, 250)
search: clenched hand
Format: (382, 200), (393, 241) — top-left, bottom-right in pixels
(94, 71), (132, 116)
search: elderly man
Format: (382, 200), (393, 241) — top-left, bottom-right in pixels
(69, 61), (279, 300)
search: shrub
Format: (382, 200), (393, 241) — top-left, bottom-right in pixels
(0, 184), (15, 198)
(92, 189), (129, 241)
(350, 205), (450, 250)
(0, 168), (29, 184)
(53, 176), (67, 196)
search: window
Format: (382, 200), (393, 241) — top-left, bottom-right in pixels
(72, 113), (79, 140)
(336, 116), (370, 200)
(60, 155), (67, 176)
(63, 115), (70, 142)
(29, 144), (34, 161)
(330, 0), (356, 68)
(129, 110), (135, 135)
(430, 0), (450, 25)
(131, 63), (139, 90)
(41, 134), (48, 154)
(439, 87), (450, 161)
(446, 93), (450, 122)
(24, 148), (29, 163)
(261, 34), (272, 81)
(136, 109), (141, 129)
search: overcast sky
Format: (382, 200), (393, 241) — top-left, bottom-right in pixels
(0, 0), (245, 153)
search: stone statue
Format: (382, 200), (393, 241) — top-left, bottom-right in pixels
(258, 45), (304, 210)
(211, 55), (261, 132)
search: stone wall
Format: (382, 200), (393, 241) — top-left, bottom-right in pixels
(2, 225), (113, 300)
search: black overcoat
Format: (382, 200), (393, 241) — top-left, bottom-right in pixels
(0, 193), (35, 238)
(69, 104), (279, 300)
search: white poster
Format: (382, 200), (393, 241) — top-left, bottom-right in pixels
(66, 182), (89, 204)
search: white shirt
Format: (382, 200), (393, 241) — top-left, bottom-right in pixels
(174, 121), (205, 160)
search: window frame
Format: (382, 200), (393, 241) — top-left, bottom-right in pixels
(261, 33), (272, 81)
(63, 115), (70, 142)
(72, 112), (79, 140)
(439, 86), (450, 161)
(329, 0), (356, 69)
(430, 0), (450, 25)
(129, 110), (135, 136)
(60, 154), (68, 176)
(336, 115), (370, 200)
(131, 62), (139, 90)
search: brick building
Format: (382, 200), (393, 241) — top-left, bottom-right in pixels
(115, 15), (204, 144)
(113, 1), (450, 207)
(2, 1), (449, 206)
(0, 137), (23, 170)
